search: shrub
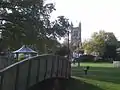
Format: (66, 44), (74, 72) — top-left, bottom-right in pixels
(77, 55), (95, 62)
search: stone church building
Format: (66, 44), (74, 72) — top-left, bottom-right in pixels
(71, 22), (82, 48)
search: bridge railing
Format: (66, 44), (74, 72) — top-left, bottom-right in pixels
(0, 54), (71, 90)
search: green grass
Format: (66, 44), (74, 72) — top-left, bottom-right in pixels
(67, 62), (120, 90)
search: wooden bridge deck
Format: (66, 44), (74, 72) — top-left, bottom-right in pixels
(0, 54), (71, 90)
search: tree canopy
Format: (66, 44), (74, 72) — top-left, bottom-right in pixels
(82, 30), (117, 58)
(0, 0), (70, 53)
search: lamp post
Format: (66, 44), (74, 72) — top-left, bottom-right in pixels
(44, 44), (47, 54)
(67, 30), (70, 60)
(77, 41), (80, 67)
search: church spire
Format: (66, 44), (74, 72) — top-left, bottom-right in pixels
(79, 22), (81, 27)
(70, 22), (73, 27)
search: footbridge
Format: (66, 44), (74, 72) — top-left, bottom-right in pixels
(0, 54), (71, 90)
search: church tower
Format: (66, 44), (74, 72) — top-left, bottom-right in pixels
(71, 22), (81, 48)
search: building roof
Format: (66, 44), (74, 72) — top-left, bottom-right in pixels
(12, 45), (37, 54)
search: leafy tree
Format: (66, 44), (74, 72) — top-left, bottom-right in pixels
(55, 45), (71, 57)
(82, 39), (94, 54)
(103, 44), (117, 60)
(82, 30), (117, 58)
(0, 0), (70, 53)
(117, 41), (120, 48)
(103, 32), (117, 60)
(91, 30), (105, 56)
(104, 32), (118, 46)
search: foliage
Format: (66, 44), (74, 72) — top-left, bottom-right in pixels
(55, 45), (71, 57)
(62, 37), (73, 52)
(90, 30), (105, 55)
(0, 0), (70, 52)
(82, 39), (95, 54)
(116, 41), (120, 48)
(73, 55), (95, 62)
(103, 45), (117, 60)
(82, 30), (117, 58)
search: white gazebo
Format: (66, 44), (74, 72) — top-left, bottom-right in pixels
(12, 45), (38, 60)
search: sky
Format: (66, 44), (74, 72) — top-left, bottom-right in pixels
(47, 0), (120, 43)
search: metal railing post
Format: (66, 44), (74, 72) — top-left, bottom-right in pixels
(26, 60), (32, 90)
(0, 73), (4, 90)
(14, 65), (20, 90)
(36, 58), (40, 83)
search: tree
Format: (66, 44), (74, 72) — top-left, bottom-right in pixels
(91, 30), (105, 56)
(0, 0), (70, 53)
(82, 30), (117, 59)
(82, 39), (95, 54)
(103, 44), (117, 60)
(82, 31), (106, 55)
(104, 32), (118, 46)
(55, 45), (71, 58)
(103, 32), (117, 60)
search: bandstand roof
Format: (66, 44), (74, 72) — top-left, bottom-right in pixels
(12, 45), (37, 54)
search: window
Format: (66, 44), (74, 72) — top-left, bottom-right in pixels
(73, 31), (78, 37)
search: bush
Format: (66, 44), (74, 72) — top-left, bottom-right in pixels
(76, 55), (95, 62)
(55, 45), (70, 57)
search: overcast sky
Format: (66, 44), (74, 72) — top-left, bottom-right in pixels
(47, 0), (120, 43)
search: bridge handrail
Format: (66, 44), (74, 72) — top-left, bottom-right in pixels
(0, 54), (69, 73)
(0, 54), (71, 90)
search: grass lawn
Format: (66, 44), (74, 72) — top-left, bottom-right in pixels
(67, 62), (120, 90)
